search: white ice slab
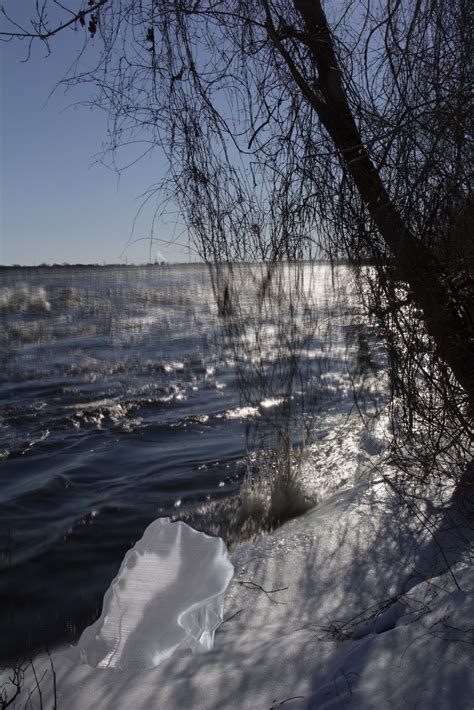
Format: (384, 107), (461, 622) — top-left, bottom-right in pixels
(77, 517), (234, 669)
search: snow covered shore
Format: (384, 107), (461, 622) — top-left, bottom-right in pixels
(3, 477), (473, 709)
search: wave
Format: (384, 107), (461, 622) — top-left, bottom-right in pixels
(0, 285), (51, 314)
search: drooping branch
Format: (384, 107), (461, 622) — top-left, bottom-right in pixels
(264, 0), (474, 410)
(2, 0), (472, 484)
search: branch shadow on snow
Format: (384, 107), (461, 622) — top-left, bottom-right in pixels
(4, 480), (472, 709)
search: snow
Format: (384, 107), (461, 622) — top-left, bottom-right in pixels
(2, 480), (473, 709)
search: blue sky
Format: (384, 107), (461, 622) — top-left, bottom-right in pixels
(1, 14), (192, 265)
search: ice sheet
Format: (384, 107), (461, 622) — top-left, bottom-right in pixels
(77, 517), (234, 669)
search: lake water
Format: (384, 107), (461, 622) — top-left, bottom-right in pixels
(0, 263), (368, 660)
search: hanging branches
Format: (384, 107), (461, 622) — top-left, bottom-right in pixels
(2, 0), (472, 490)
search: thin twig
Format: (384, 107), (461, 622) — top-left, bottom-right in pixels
(237, 579), (289, 603)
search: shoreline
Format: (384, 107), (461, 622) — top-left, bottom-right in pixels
(3, 476), (472, 709)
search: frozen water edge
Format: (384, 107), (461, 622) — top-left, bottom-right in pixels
(2, 477), (472, 709)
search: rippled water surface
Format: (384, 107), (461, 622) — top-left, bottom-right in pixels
(1, 263), (371, 660)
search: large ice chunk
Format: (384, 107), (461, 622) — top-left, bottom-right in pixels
(77, 517), (234, 669)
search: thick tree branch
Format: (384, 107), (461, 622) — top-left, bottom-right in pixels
(277, 0), (474, 409)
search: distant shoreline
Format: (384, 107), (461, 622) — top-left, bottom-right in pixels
(0, 258), (375, 270)
(0, 262), (190, 270)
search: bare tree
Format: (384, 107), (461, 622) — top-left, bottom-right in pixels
(2, 1), (472, 496)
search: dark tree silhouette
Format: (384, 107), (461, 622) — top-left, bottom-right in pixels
(2, 0), (472, 496)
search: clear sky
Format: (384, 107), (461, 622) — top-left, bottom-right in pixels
(0, 10), (192, 266)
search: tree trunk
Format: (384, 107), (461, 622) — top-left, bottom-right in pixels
(285, 0), (474, 410)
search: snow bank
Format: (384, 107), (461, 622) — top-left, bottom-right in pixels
(2, 481), (472, 709)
